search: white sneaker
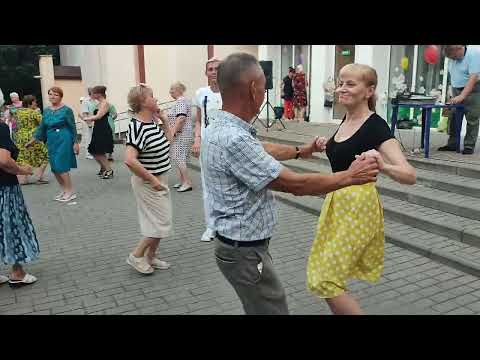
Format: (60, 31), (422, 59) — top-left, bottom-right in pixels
(201, 228), (215, 242)
(0, 275), (9, 284)
(127, 253), (154, 274)
(58, 193), (77, 202)
(54, 192), (65, 201)
(149, 258), (170, 270)
(86, 154), (94, 160)
(173, 183), (182, 189)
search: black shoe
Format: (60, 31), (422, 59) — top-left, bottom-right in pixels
(97, 169), (105, 177)
(462, 148), (474, 155)
(102, 170), (114, 179)
(438, 145), (456, 152)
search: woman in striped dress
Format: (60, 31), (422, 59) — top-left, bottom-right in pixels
(124, 84), (173, 275)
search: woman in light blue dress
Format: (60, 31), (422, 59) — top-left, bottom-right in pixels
(26, 86), (79, 202)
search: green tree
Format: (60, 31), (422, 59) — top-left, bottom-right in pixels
(0, 45), (60, 110)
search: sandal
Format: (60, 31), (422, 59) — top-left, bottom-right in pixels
(58, 193), (77, 202)
(36, 179), (49, 185)
(149, 258), (170, 270)
(177, 185), (193, 192)
(8, 273), (37, 286)
(102, 170), (114, 179)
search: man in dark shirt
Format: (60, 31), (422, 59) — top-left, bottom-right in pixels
(281, 67), (295, 120)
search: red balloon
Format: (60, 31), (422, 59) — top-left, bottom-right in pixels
(424, 45), (439, 65)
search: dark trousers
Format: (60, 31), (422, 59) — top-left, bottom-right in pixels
(214, 238), (289, 315)
(447, 88), (480, 150)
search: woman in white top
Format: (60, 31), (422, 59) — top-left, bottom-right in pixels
(124, 84), (174, 274)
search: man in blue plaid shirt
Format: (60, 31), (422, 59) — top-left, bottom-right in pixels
(201, 53), (379, 315)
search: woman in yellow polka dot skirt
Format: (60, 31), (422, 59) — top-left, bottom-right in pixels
(307, 64), (416, 315)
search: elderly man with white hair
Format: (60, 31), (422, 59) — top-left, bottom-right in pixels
(438, 45), (480, 155)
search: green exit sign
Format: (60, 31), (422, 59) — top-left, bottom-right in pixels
(341, 50), (351, 56)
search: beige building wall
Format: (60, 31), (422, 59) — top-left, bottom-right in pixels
(59, 45), (259, 133)
(54, 79), (85, 132)
(144, 45), (208, 103)
(214, 45), (258, 60)
(39, 54), (85, 132)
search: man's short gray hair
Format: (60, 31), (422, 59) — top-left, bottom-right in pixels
(217, 53), (261, 93)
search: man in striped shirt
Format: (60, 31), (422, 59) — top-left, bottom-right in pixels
(202, 53), (380, 314)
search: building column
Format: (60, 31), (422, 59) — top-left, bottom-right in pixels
(39, 55), (55, 109)
(137, 45), (146, 83)
(309, 45), (335, 123)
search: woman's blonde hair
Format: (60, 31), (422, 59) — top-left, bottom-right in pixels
(171, 81), (186, 94)
(127, 84), (153, 113)
(339, 63), (378, 112)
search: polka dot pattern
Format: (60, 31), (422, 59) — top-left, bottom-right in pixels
(307, 183), (385, 298)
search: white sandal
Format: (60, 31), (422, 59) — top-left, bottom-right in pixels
(8, 273), (37, 285)
(150, 258), (170, 270)
(58, 193), (77, 202)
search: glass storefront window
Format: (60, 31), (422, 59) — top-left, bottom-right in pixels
(281, 45), (293, 79)
(387, 45), (446, 128)
(280, 45), (311, 116)
(294, 45), (310, 76)
(388, 45), (415, 99)
(415, 45), (446, 96)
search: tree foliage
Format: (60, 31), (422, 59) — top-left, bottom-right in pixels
(0, 45), (60, 109)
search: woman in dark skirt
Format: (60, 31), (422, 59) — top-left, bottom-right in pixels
(0, 122), (40, 286)
(82, 86), (114, 179)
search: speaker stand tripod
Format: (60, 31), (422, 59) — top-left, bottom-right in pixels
(252, 89), (286, 132)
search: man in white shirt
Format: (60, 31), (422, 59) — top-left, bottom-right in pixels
(192, 57), (222, 242)
(80, 88), (98, 159)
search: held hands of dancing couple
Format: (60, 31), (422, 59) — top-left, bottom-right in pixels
(317, 136), (381, 184)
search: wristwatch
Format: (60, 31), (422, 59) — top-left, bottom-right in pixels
(295, 146), (300, 159)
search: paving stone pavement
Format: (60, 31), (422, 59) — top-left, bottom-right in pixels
(1, 145), (480, 315)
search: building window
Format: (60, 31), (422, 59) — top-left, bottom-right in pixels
(387, 45), (447, 128)
(415, 45), (446, 96)
(281, 45), (293, 79)
(280, 45), (312, 116)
